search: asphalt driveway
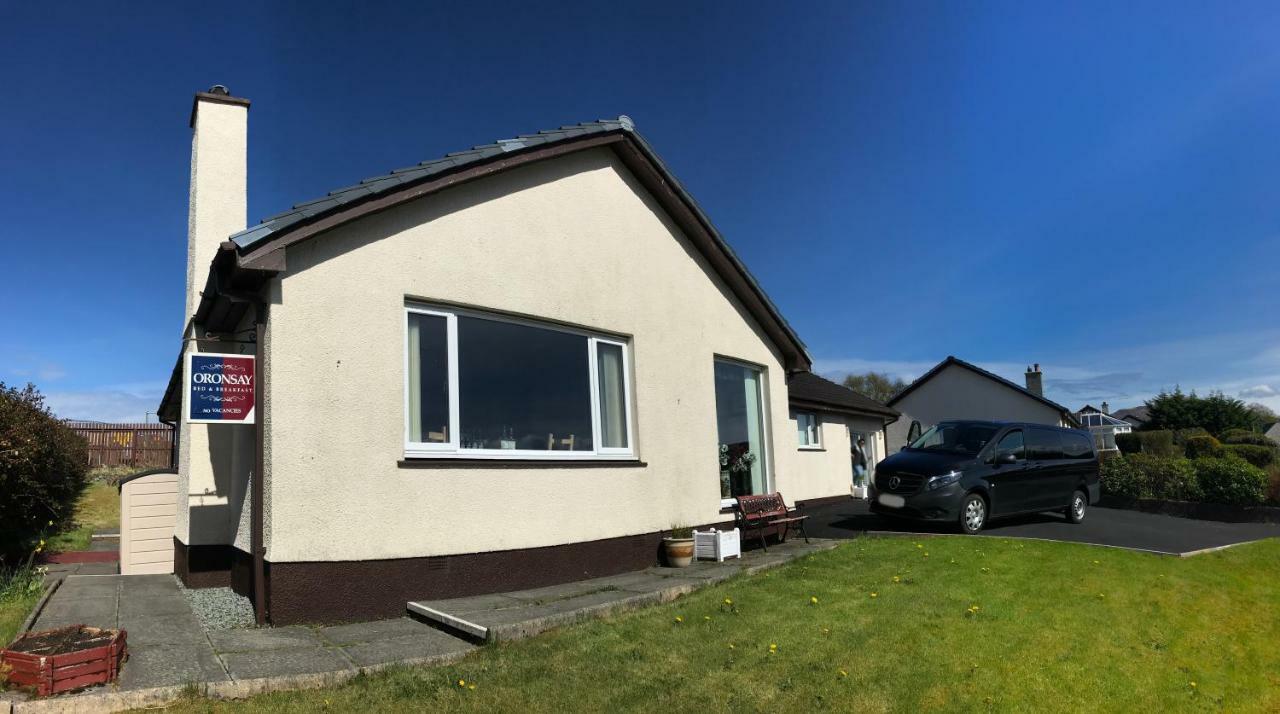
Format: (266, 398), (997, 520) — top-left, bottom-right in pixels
(803, 499), (1280, 555)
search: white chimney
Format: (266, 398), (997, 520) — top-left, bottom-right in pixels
(186, 85), (249, 321)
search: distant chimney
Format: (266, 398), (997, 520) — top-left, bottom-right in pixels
(1101, 401), (1110, 415)
(1024, 364), (1043, 397)
(186, 86), (250, 322)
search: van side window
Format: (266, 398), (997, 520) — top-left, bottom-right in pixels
(1063, 432), (1094, 459)
(1027, 428), (1064, 461)
(995, 430), (1024, 461)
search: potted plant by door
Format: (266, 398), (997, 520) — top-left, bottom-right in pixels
(663, 525), (695, 568)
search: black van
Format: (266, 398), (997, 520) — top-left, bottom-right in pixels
(870, 420), (1100, 534)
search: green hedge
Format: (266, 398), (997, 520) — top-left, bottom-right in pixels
(1183, 435), (1222, 459)
(1194, 455), (1267, 506)
(1114, 430), (1179, 457)
(1220, 429), (1278, 447)
(1222, 443), (1276, 468)
(1102, 453), (1267, 506)
(1100, 454), (1200, 501)
(0, 383), (87, 566)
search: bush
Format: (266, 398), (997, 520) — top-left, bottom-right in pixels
(1266, 464), (1280, 505)
(1100, 454), (1200, 501)
(0, 383), (88, 566)
(1115, 430), (1179, 457)
(1220, 429), (1278, 447)
(1183, 434), (1223, 459)
(1115, 432), (1142, 455)
(1172, 427), (1211, 444)
(1222, 443), (1276, 468)
(1193, 456), (1267, 506)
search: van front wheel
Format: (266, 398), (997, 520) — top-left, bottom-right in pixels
(1066, 490), (1087, 524)
(959, 494), (987, 535)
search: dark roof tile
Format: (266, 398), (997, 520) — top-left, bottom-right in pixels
(788, 371), (898, 419)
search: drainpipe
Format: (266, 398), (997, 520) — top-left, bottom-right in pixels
(252, 300), (268, 625)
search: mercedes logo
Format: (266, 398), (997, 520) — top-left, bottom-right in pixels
(888, 476), (901, 490)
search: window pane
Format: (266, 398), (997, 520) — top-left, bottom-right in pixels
(597, 342), (628, 449)
(796, 413), (817, 446)
(407, 313), (450, 443)
(715, 360), (765, 498)
(457, 316), (592, 450)
(1028, 428), (1064, 460)
(996, 430), (1024, 460)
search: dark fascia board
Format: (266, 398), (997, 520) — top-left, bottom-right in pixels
(788, 396), (899, 423)
(886, 356), (1080, 427)
(189, 92), (251, 128)
(230, 127), (812, 372)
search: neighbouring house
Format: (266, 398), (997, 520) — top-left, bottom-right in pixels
(785, 372), (899, 498)
(884, 358), (1079, 449)
(1110, 405), (1150, 430)
(156, 87), (895, 625)
(1266, 422), (1280, 444)
(1074, 403), (1132, 452)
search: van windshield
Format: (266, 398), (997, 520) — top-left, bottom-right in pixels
(907, 422), (999, 455)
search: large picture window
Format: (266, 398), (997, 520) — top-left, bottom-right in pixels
(405, 305), (633, 459)
(714, 358), (768, 502)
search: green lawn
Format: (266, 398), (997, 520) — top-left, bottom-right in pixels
(160, 536), (1279, 712)
(45, 480), (120, 553)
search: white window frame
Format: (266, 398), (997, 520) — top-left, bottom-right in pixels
(403, 303), (636, 461)
(795, 411), (822, 449)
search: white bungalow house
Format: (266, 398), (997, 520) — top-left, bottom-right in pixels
(156, 87), (895, 624)
(885, 357), (1079, 449)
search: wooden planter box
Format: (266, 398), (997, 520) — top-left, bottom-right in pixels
(1, 626), (128, 697)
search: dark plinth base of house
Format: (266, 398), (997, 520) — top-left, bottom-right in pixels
(173, 540), (248, 589)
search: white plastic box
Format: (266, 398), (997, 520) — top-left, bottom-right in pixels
(693, 527), (741, 562)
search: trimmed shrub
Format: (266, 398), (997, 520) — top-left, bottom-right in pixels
(1183, 434), (1223, 459)
(1220, 429), (1278, 447)
(1193, 455), (1267, 506)
(1172, 427), (1211, 444)
(0, 382), (88, 566)
(1266, 464), (1280, 505)
(1100, 454), (1143, 498)
(1222, 443), (1276, 468)
(1115, 432), (1142, 455)
(1099, 454), (1200, 501)
(1115, 430), (1180, 457)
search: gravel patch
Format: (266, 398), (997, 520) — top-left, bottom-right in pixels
(179, 583), (256, 631)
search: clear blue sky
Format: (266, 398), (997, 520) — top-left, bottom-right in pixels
(2, 1), (1278, 422)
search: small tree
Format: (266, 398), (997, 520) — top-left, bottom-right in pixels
(841, 371), (907, 404)
(0, 382), (88, 566)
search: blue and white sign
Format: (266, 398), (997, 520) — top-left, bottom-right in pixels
(186, 353), (256, 424)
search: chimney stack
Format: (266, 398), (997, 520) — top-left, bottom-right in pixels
(186, 86), (250, 322)
(1101, 401), (1110, 415)
(1024, 364), (1043, 397)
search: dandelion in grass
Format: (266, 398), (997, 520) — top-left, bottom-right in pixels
(675, 616), (684, 623)
(769, 643), (778, 653)
(838, 669), (848, 677)
(457, 679), (466, 687)
(870, 592), (878, 598)
(1190, 681), (1197, 690)
(704, 616), (711, 621)
(892, 576), (901, 583)
(809, 596), (818, 605)
(728, 643), (735, 650)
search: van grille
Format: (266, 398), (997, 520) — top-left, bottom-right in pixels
(877, 471), (925, 495)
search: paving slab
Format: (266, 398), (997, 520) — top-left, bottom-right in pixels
(34, 598), (117, 630)
(316, 617), (440, 646)
(502, 579), (621, 603)
(58, 576), (121, 597)
(219, 646), (353, 680)
(209, 626), (324, 653)
(120, 575), (181, 596)
(599, 571), (705, 596)
(118, 644), (230, 690)
(119, 593), (196, 619)
(125, 613), (208, 647)
(341, 630), (476, 668)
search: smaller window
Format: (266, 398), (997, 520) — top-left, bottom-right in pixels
(796, 412), (821, 448)
(995, 429), (1025, 461)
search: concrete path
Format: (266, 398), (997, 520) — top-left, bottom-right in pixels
(25, 575), (475, 696)
(805, 499), (1280, 555)
(410, 538), (837, 642)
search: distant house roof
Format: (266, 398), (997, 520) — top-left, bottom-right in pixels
(1111, 406), (1150, 425)
(787, 372), (899, 421)
(885, 356), (1080, 427)
(1077, 404), (1102, 415)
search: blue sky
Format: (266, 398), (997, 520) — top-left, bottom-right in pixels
(2, 1), (1278, 422)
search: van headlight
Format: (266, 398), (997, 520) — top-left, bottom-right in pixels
(925, 470), (962, 491)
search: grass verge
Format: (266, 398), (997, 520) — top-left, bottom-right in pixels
(0, 566), (44, 647)
(45, 481), (120, 553)
(151, 536), (1280, 712)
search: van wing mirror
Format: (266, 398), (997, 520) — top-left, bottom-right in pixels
(995, 452), (1017, 465)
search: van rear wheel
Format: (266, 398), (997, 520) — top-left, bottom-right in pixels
(959, 494), (987, 535)
(1066, 490), (1087, 524)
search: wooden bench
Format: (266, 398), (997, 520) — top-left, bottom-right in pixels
(733, 492), (809, 552)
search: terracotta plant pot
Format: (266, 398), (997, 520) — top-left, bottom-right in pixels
(663, 537), (695, 567)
